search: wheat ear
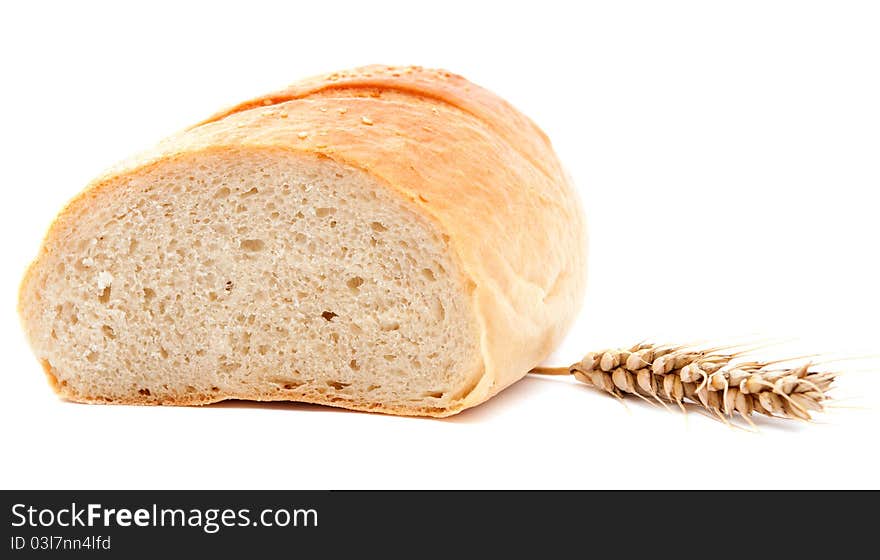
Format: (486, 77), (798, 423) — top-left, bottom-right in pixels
(531, 342), (836, 423)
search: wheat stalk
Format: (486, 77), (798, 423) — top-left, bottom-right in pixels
(531, 342), (837, 424)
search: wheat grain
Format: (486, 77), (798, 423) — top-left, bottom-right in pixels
(531, 342), (836, 423)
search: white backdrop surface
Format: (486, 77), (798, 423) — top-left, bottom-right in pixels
(1, 1), (877, 488)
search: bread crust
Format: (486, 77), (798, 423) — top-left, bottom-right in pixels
(20, 65), (586, 416)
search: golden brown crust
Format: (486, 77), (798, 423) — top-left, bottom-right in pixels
(195, 65), (557, 174)
(57, 391), (462, 418)
(20, 65), (586, 416)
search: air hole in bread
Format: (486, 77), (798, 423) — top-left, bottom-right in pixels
(138, 388), (151, 396)
(346, 276), (364, 291)
(315, 207), (336, 217)
(240, 239), (265, 252)
(241, 187), (259, 197)
(211, 223), (230, 235)
(349, 359), (360, 371)
(98, 286), (111, 304)
(327, 380), (350, 390)
(432, 300), (445, 321)
(370, 221), (387, 232)
(321, 311), (338, 322)
(102, 325), (116, 339)
(220, 361), (241, 373)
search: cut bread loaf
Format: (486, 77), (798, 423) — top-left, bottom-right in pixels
(18, 65), (587, 417)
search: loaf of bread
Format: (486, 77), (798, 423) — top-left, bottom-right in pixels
(18, 65), (586, 417)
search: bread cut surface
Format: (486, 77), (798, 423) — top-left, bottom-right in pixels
(19, 65), (587, 417)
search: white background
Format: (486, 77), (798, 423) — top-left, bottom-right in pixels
(1, 1), (878, 489)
